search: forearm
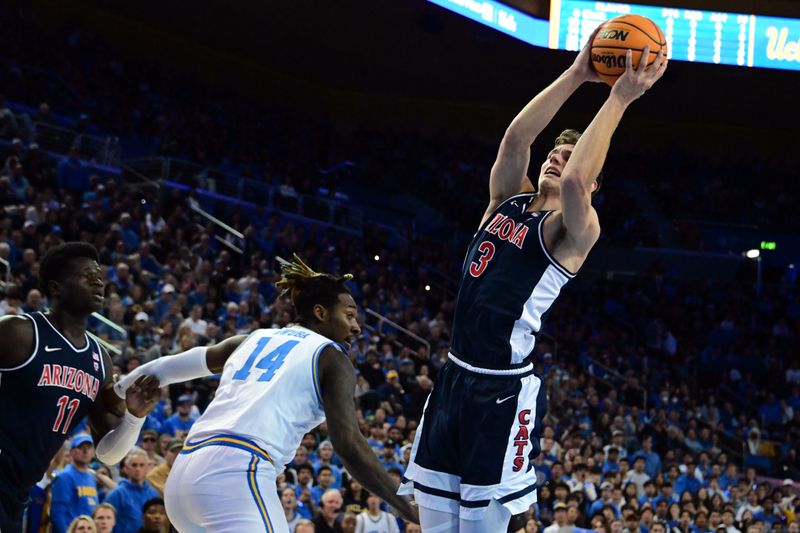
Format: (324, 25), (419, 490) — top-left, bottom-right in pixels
(114, 346), (210, 399)
(561, 93), (628, 186)
(95, 411), (145, 465)
(506, 70), (583, 144)
(337, 433), (407, 510)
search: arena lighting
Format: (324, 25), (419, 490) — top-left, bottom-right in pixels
(425, 285), (431, 291)
(744, 249), (763, 299)
(374, 255), (380, 261)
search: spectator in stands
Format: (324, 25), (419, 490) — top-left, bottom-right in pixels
(314, 441), (343, 489)
(635, 436), (662, 479)
(180, 305), (207, 339)
(313, 488), (344, 533)
(626, 457), (652, 498)
(342, 477), (368, 516)
(66, 515), (97, 533)
(22, 288), (43, 313)
(160, 394), (197, 438)
(355, 492), (399, 533)
(341, 512), (357, 533)
(130, 312), (155, 351)
(104, 448), (160, 533)
(6, 157), (30, 201)
(91, 503), (116, 533)
(50, 435), (100, 533)
(544, 502), (569, 533)
(378, 440), (404, 474)
(145, 438), (182, 498)
(312, 466), (336, 508)
(56, 145), (89, 192)
(295, 519), (315, 533)
(137, 498), (167, 533)
(281, 486), (306, 531)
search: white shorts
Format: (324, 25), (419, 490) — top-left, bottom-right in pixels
(165, 435), (285, 533)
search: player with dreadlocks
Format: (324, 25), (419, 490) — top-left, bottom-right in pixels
(117, 255), (419, 532)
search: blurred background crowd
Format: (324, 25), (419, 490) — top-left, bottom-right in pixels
(1, 3), (798, 533)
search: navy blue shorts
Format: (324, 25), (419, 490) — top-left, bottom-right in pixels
(399, 357), (547, 520)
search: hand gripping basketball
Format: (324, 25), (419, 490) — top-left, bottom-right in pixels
(611, 46), (668, 105)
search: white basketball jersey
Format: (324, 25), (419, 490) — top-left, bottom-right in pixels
(187, 325), (340, 468)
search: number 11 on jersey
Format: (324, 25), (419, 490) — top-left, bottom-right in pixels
(232, 337), (299, 382)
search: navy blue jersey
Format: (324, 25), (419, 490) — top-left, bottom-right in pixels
(0, 312), (106, 495)
(451, 193), (575, 369)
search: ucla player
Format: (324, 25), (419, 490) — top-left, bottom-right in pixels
(116, 255), (418, 532)
(0, 242), (160, 533)
(398, 41), (668, 531)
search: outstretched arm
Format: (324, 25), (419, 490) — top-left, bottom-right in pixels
(560, 47), (668, 244)
(483, 29), (602, 226)
(319, 346), (419, 525)
(114, 334), (249, 398)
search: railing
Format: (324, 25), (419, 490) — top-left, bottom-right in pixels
(582, 355), (648, 411)
(33, 121), (120, 166)
(89, 312), (126, 357)
(128, 157), (363, 237)
(364, 308), (431, 358)
(121, 163), (161, 191)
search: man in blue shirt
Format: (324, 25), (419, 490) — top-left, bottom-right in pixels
(633, 436), (662, 479)
(105, 448), (160, 533)
(379, 440), (405, 474)
(50, 434), (100, 533)
(161, 395), (197, 437)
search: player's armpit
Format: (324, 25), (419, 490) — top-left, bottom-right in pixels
(205, 334), (249, 374)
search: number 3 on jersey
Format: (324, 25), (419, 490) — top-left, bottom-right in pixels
(469, 241), (495, 277)
(233, 337), (299, 382)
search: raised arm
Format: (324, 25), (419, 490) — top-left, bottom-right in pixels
(559, 47), (667, 244)
(319, 346), (419, 525)
(482, 29), (602, 227)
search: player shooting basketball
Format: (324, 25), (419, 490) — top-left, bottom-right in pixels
(398, 32), (668, 532)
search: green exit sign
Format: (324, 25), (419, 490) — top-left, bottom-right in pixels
(760, 241), (777, 250)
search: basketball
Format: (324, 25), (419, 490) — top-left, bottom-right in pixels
(591, 14), (667, 86)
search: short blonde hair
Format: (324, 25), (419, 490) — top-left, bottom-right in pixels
(67, 515), (97, 533)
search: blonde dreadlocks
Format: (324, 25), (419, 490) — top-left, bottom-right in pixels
(275, 254), (354, 322)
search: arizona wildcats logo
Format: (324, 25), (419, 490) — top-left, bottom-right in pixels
(92, 352), (100, 372)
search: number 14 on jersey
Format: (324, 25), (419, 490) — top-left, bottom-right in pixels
(232, 337), (299, 382)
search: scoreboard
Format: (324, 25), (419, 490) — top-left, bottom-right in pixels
(426, 0), (800, 71)
(549, 0), (800, 71)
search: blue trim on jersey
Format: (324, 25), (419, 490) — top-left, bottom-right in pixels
(247, 454), (273, 532)
(180, 434), (272, 464)
(311, 342), (335, 406)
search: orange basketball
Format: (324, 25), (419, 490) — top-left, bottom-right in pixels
(591, 14), (667, 87)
